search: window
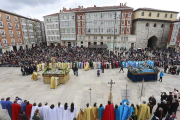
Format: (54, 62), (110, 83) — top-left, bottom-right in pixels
(122, 13), (125, 18)
(17, 31), (20, 35)
(72, 15), (75, 19)
(88, 36), (90, 39)
(154, 23), (157, 27)
(128, 13), (131, 17)
(146, 23), (149, 27)
(161, 24), (164, 28)
(101, 29), (103, 32)
(3, 39), (7, 44)
(94, 36), (97, 39)
(78, 16), (80, 19)
(9, 30), (13, 35)
(11, 39), (15, 44)
(127, 20), (131, 25)
(141, 12), (144, 16)
(78, 28), (81, 34)
(94, 42), (97, 45)
(108, 36), (111, 39)
(101, 36), (103, 39)
(67, 15), (69, 19)
(16, 23), (19, 28)
(114, 36), (117, 39)
(6, 15), (10, 20)
(82, 22), (85, 26)
(14, 17), (18, 22)
(122, 21), (125, 25)
(121, 28), (124, 33)
(82, 15), (85, 19)
(94, 29), (97, 33)
(1, 30), (5, 35)
(157, 13), (160, 17)
(115, 29), (117, 32)
(101, 42), (103, 45)
(170, 14), (173, 18)
(18, 39), (22, 43)
(165, 14), (167, 18)
(8, 22), (12, 27)
(127, 28), (130, 33)
(78, 22), (80, 26)
(0, 21), (3, 27)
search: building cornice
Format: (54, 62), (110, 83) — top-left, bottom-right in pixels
(133, 18), (172, 23)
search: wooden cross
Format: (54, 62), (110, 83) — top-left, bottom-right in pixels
(108, 79), (115, 92)
(89, 87), (92, 106)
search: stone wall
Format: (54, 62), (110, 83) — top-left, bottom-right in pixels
(132, 20), (171, 48)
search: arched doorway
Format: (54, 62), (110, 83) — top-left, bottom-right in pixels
(147, 36), (158, 48)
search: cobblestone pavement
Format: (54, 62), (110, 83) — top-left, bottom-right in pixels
(0, 67), (180, 120)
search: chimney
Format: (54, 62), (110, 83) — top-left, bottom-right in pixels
(82, 6), (83, 8)
(69, 8), (71, 10)
(78, 5), (81, 8)
(60, 10), (61, 12)
(94, 5), (96, 7)
(120, 3), (121, 7)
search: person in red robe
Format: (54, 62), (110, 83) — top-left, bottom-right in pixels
(102, 101), (115, 120)
(116, 62), (119, 68)
(12, 100), (21, 120)
(26, 101), (32, 120)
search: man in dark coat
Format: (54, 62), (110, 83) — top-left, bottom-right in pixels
(168, 100), (179, 115)
(148, 95), (156, 114)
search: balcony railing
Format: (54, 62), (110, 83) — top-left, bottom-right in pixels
(4, 43), (8, 46)
(0, 25), (4, 28)
(8, 26), (13, 29)
(7, 19), (11, 22)
(1, 34), (6, 38)
(10, 34), (14, 38)
(18, 34), (21, 38)
(19, 42), (22, 45)
(16, 27), (19, 30)
(12, 42), (16, 46)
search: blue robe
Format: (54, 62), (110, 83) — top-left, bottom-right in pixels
(21, 102), (26, 113)
(98, 107), (105, 119)
(5, 100), (13, 119)
(98, 62), (101, 69)
(0, 100), (5, 109)
(118, 105), (124, 120)
(79, 62), (81, 68)
(129, 106), (135, 116)
(122, 105), (130, 120)
(122, 99), (130, 104)
(115, 108), (120, 120)
(81, 62), (83, 69)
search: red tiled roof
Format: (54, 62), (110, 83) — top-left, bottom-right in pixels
(134, 8), (179, 13)
(43, 13), (59, 17)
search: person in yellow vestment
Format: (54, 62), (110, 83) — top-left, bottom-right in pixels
(147, 103), (150, 119)
(84, 63), (89, 71)
(138, 101), (149, 120)
(39, 63), (42, 71)
(36, 64), (40, 72)
(50, 76), (57, 89)
(31, 70), (41, 81)
(135, 105), (139, 116)
(77, 109), (85, 120)
(91, 103), (98, 120)
(84, 103), (92, 120)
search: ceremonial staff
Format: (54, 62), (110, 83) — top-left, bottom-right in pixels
(108, 79), (115, 102)
(89, 87), (92, 106)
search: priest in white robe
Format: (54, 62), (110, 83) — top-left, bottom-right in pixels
(37, 103), (43, 120)
(42, 102), (49, 120)
(69, 103), (77, 120)
(56, 102), (63, 120)
(63, 103), (70, 120)
(48, 104), (58, 120)
(30, 103), (38, 120)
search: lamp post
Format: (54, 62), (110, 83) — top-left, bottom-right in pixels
(113, 11), (116, 52)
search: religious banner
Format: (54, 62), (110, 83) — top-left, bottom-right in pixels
(121, 89), (131, 100)
(137, 81), (146, 100)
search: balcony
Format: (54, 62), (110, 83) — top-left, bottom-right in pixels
(3, 43), (8, 47)
(10, 34), (14, 38)
(18, 34), (21, 38)
(1, 34), (6, 38)
(0, 25), (4, 28)
(19, 42), (22, 45)
(8, 26), (13, 29)
(12, 42), (16, 46)
(16, 27), (19, 30)
(6, 19), (11, 22)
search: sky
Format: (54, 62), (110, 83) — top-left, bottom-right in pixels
(0, 0), (180, 21)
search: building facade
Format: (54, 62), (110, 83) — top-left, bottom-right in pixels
(43, 13), (60, 46)
(132, 8), (178, 48)
(59, 11), (76, 47)
(0, 10), (24, 53)
(0, 9), (42, 53)
(167, 20), (180, 48)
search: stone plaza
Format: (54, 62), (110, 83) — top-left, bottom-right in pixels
(0, 67), (180, 120)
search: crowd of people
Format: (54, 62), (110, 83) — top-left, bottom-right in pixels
(0, 87), (179, 120)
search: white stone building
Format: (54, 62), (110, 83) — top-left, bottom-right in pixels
(59, 12), (76, 47)
(43, 13), (60, 46)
